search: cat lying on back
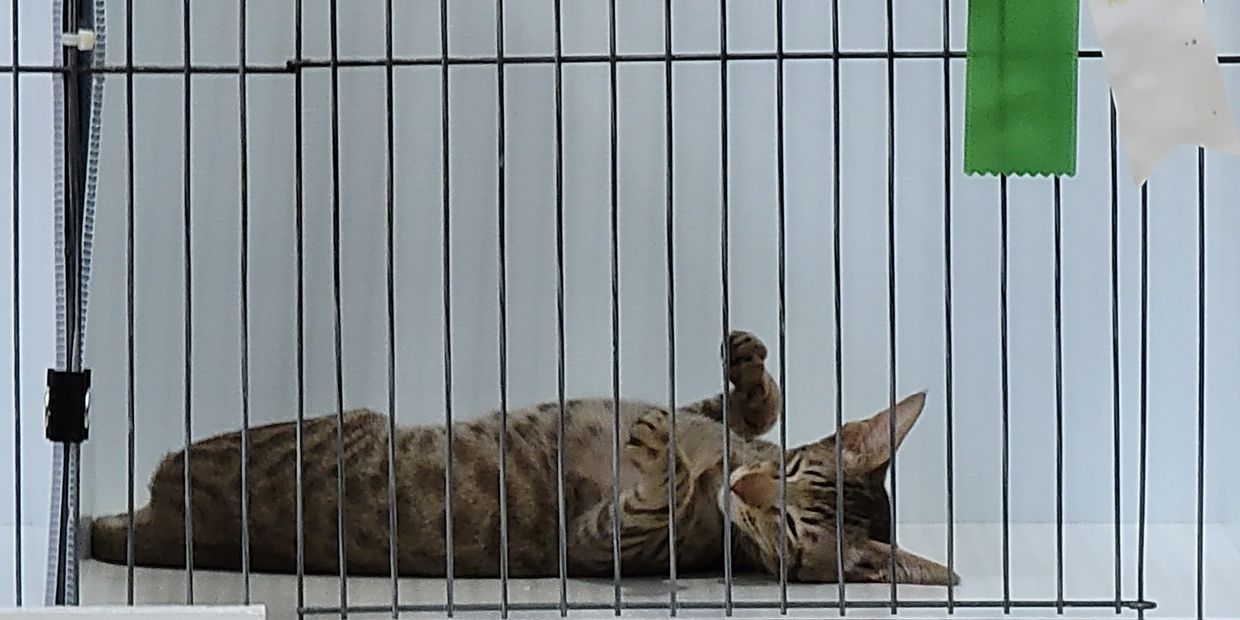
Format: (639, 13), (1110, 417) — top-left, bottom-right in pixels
(92, 330), (955, 585)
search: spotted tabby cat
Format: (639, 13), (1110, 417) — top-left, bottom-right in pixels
(92, 331), (954, 584)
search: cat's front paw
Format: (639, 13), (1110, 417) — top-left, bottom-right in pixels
(626, 409), (692, 498)
(626, 410), (671, 466)
(626, 411), (687, 474)
(727, 330), (769, 394)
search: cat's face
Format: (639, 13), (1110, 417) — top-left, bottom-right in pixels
(719, 391), (952, 584)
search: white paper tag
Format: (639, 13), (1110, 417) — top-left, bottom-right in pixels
(1088, 0), (1240, 186)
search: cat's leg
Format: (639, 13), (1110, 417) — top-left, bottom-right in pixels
(844, 540), (960, 585)
(567, 409), (695, 575)
(679, 330), (781, 439)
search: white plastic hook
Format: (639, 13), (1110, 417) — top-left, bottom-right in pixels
(61, 29), (97, 51)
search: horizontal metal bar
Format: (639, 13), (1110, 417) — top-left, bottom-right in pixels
(9, 49), (1240, 75)
(300, 598), (1156, 616)
(0, 64), (291, 74)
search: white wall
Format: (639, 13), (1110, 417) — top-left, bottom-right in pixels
(1, 0), (64, 607)
(73, 0), (1240, 533)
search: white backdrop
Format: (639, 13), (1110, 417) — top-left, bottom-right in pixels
(74, 0), (1240, 532)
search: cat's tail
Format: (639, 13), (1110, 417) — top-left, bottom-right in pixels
(90, 508), (168, 566)
(89, 513), (123, 565)
(90, 512), (135, 565)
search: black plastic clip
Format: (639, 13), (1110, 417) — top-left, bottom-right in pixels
(45, 369), (91, 443)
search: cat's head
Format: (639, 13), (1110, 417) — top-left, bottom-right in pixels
(718, 391), (956, 585)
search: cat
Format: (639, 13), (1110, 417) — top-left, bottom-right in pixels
(91, 330), (955, 585)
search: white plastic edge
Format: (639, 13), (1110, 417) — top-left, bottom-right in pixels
(0, 607), (266, 618)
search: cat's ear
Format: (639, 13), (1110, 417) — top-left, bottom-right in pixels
(846, 539), (958, 585)
(834, 391), (926, 475)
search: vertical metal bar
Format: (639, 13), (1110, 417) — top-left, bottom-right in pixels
(883, 0), (898, 609)
(607, 0), (623, 614)
(382, 0), (400, 613)
(999, 174), (1011, 613)
(52, 452), (73, 605)
(1195, 147), (1207, 620)
(124, 0), (136, 602)
(180, 0), (195, 602)
(552, 0), (569, 613)
(327, 0), (349, 613)
(438, 0), (455, 614)
(52, 0), (90, 588)
(830, 0), (846, 612)
(494, 0), (510, 616)
(58, 0), (82, 376)
(662, 1), (679, 614)
(774, 0), (789, 612)
(1108, 99), (1121, 615)
(237, 0), (253, 603)
(293, 0), (307, 614)
(718, 1), (734, 613)
(72, 446), (81, 604)
(1052, 178), (1064, 614)
(1137, 183), (1149, 616)
(941, 0), (955, 611)
(8, 0), (19, 604)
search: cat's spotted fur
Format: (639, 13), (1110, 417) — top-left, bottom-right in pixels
(91, 331), (954, 584)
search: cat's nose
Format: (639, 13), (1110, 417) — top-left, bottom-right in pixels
(730, 472), (777, 508)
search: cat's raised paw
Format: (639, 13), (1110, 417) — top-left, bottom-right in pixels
(728, 330), (768, 361)
(727, 330), (768, 391)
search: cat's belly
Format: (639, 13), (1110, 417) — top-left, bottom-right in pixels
(381, 405), (630, 577)
(384, 400), (724, 577)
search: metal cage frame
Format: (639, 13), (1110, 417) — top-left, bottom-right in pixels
(6, 0), (1232, 617)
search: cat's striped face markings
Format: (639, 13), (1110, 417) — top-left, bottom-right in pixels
(718, 391), (927, 581)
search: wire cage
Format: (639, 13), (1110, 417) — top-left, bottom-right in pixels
(5, 0), (1240, 618)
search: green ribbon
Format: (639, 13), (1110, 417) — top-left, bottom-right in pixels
(964, 0), (1080, 177)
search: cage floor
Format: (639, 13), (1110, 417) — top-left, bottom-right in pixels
(69, 524), (1240, 620)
